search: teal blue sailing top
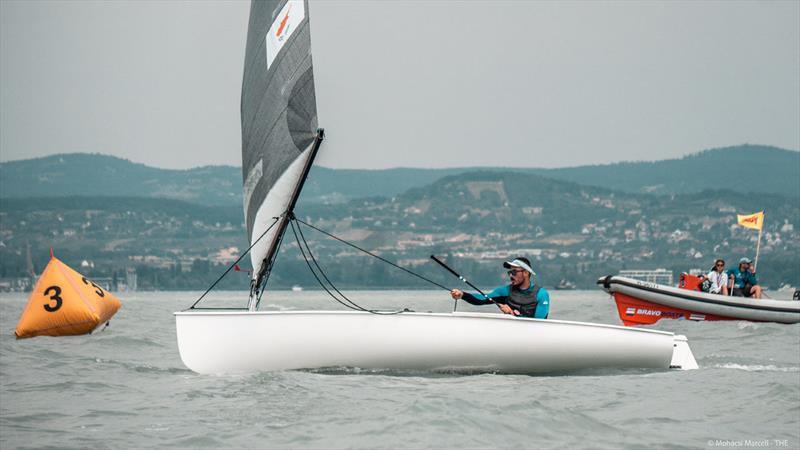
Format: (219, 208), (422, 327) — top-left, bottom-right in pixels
(729, 267), (758, 289)
(461, 283), (550, 319)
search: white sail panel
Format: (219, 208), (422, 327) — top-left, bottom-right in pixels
(242, 159), (263, 214)
(248, 146), (313, 279)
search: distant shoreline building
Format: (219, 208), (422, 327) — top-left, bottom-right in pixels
(618, 269), (674, 286)
(121, 267), (138, 292)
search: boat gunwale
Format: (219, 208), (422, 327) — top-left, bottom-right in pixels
(604, 276), (800, 314)
(174, 309), (676, 336)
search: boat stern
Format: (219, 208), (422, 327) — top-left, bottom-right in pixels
(597, 275), (613, 294)
(670, 334), (698, 370)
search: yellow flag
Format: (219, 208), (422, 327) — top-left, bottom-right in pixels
(737, 211), (764, 230)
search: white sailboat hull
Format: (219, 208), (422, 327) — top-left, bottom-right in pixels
(174, 311), (697, 374)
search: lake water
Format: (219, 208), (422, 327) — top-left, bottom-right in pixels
(1, 290), (798, 449)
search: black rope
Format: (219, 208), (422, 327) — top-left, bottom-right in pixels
(295, 218), (452, 292)
(290, 219), (406, 315)
(188, 217), (280, 310)
(290, 221), (370, 312)
(295, 218), (408, 314)
(188, 213), (451, 312)
(190, 307), (249, 310)
(289, 220), (364, 311)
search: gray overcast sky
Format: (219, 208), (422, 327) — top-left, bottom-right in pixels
(1, 0), (798, 170)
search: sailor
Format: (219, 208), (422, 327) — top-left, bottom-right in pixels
(450, 257), (550, 318)
(729, 257), (762, 299)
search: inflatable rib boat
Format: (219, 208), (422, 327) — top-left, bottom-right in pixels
(598, 275), (800, 326)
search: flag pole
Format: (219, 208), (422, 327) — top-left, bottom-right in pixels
(754, 226), (763, 273)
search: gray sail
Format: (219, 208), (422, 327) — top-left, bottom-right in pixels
(241, 0), (319, 294)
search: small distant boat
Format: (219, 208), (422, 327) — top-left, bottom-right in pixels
(15, 253), (122, 338)
(291, 285), (303, 292)
(598, 274), (800, 326)
(555, 279), (576, 290)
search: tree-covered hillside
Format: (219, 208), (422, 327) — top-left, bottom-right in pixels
(2, 171), (797, 291)
(0, 154), (242, 206)
(2, 145), (797, 207)
(535, 145), (800, 196)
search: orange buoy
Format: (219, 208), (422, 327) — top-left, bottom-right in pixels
(15, 254), (121, 338)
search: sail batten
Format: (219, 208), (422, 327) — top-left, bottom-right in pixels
(241, 0), (319, 295)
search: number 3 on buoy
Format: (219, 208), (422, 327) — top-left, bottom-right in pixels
(43, 285), (63, 312)
(82, 277), (105, 298)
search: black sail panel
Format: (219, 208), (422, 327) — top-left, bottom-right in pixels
(241, 0), (318, 281)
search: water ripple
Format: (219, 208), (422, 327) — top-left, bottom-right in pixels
(2, 291), (799, 449)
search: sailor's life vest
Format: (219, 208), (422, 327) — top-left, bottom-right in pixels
(506, 284), (542, 318)
(15, 255), (122, 339)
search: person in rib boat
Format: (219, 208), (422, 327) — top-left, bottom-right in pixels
(729, 257), (762, 299)
(450, 257), (550, 318)
(702, 258), (729, 296)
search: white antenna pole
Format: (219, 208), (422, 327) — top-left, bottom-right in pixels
(754, 226), (763, 274)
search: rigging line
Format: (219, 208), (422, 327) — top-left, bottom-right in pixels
(292, 220), (410, 316)
(292, 220), (366, 311)
(288, 220), (366, 312)
(293, 218), (405, 315)
(294, 218), (452, 292)
(188, 216), (280, 310)
(291, 220), (371, 312)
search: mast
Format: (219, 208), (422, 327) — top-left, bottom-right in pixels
(248, 128), (324, 309)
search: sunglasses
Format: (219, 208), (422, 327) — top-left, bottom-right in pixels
(507, 269), (525, 276)
(715, 263), (725, 267)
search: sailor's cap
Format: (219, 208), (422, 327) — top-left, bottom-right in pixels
(503, 258), (536, 276)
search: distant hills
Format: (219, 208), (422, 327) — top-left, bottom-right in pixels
(2, 169), (797, 289)
(533, 145), (800, 197)
(0, 153), (242, 207)
(1, 145), (797, 206)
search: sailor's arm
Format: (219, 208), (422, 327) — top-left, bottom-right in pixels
(451, 289), (491, 305)
(450, 286), (510, 306)
(533, 289), (550, 319)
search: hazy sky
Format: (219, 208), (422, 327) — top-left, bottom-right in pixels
(1, 0), (798, 170)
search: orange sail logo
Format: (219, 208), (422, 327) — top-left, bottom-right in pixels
(276, 4), (292, 41)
